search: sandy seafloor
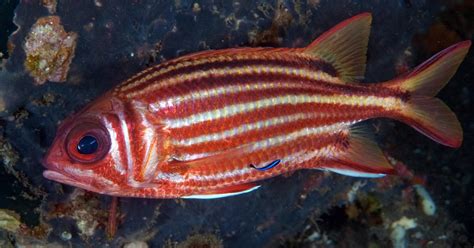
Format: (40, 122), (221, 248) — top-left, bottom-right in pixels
(0, 0), (473, 247)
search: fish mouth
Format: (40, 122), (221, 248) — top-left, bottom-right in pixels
(42, 148), (102, 193)
(43, 170), (101, 193)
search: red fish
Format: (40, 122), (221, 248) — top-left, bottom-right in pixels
(42, 13), (470, 199)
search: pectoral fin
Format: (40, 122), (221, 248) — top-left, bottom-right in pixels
(166, 143), (253, 176)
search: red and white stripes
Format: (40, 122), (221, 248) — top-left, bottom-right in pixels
(108, 48), (403, 195)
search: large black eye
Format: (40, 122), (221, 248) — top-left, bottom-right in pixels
(66, 121), (110, 163)
(77, 135), (98, 154)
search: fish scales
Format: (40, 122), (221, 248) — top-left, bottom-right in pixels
(172, 133), (347, 186)
(120, 54), (343, 99)
(114, 55), (388, 194)
(118, 53), (389, 183)
(118, 49), (332, 93)
(42, 13), (470, 198)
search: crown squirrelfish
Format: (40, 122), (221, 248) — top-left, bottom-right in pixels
(42, 13), (470, 199)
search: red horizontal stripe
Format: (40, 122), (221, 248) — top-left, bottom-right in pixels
(177, 132), (349, 188)
(169, 103), (384, 140)
(120, 52), (338, 96)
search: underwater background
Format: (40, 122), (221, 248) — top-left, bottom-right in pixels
(0, 0), (472, 247)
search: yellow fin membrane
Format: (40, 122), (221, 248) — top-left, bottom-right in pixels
(303, 12), (372, 82)
(388, 41), (471, 148)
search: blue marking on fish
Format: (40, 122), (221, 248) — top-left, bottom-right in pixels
(251, 159), (281, 171)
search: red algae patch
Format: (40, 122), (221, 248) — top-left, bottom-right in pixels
(23, 16), (77, 85)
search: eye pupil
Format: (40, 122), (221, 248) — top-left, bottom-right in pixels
(77, 135), (98, 154)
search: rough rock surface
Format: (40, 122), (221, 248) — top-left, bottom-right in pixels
(0, 0), (472, 247)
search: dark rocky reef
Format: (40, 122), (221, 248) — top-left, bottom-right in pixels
(0, 1), (472, 247)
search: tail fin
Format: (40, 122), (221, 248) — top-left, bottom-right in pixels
(387, 41), (470, 148)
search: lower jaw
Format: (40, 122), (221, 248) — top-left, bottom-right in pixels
(43, 170), (98, 192)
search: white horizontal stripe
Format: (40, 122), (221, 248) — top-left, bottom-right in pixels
(127, 66), (341, 98)
(163, 94), (399, 129)
(171, 152), (216, 161)
(120, 51), (326, 93)
(174, 122), (353, 163)
(150, 81), (328, 110)
(165, 132), (385, 186)
(171, 112), (323, 146)
(120, 53), (240, 92)
(187, 167), (253, 181)
(289, 145), (340, 165)
(184, 144), (342, 183)
(155, 172), (186, 183)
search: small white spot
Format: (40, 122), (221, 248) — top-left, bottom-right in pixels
(414, 184), (436, 216)
(391, 217), (417, 248)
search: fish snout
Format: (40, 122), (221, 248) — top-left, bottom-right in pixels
(42, 143), (66, 171)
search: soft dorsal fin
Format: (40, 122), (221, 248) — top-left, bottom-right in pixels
(321, 127), (394, 177)
(303, 13), (372, 82)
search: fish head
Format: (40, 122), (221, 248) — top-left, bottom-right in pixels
(42, 94), (128, 195)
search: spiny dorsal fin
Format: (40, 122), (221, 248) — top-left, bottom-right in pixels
(303, 13), (372, 82)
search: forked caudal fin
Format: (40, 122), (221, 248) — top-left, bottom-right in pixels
(386, 41), (471, 148)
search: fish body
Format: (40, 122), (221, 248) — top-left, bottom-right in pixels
(43, 13), (470, 198)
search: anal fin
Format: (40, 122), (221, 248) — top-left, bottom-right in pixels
(322, 128), (394, 178)
(182, 183), (261, 199)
